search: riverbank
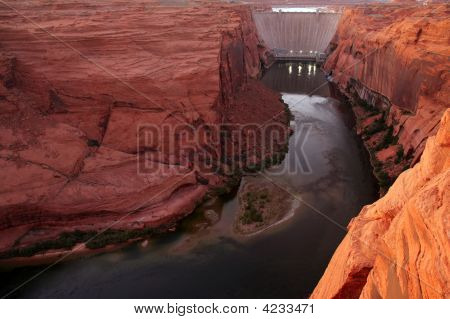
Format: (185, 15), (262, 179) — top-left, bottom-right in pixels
(0, 1), (290, 263)
(330, 89), (413, 195)
(234, 177), (296, 236)
(322, 3), (449, 193)
(0, 61), (378, 298)
(312, 4), (449, 298)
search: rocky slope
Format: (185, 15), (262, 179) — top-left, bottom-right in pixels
(312, 4), (449, 298)
(0, 0), (288, 258)
(324, 3), (449, 190)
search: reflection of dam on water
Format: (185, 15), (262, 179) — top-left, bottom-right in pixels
(253, 11), (341, 61)
(262, 62), (328, 94)
(0, 62), (377, 299)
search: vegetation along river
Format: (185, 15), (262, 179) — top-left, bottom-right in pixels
(0, 62), (377, 298)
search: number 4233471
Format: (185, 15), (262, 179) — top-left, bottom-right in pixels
(262, 304), (314, 314)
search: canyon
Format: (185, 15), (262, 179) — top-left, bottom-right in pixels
(312, 3), (449, 298)
(0, 0), (448, 300)
(323, 3), (449, 191)
(0, 0), (289, 257)
(311, 107), (449, 299)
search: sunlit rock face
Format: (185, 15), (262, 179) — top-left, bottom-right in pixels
(323, 4), (449, 162)
(311, 3), (449, 298)
(311, 109), (449, 299)
(0, 0), (289, 255)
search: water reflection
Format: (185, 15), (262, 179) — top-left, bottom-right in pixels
(262, 62), (326, 94)
(0, 62), (377, 299)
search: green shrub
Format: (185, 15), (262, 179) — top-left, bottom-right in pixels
(213, 187), (229, 196)
(0, 227), (160, 258)
(284, 104), (294, 121)
(375, 126), (395, 151)
(364, 118), (386, 136)
(240, 190), (268, 224)
(356, 96), (379, 113)
(86, 228), (155, 250)
(241, 205), (263, 224)
(244, 162), (261, 173)
(210, 170), (242, 198)
(395, 146), (404, 164)
(371, 153), (382, 170)
(87, 139), (100, 147)
(0, 230), (96, 258)
(375, 170), (391, 188)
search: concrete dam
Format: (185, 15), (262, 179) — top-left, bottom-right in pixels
(253, 11), (341, 61)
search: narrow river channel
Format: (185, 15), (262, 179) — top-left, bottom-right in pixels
(1, 62), (377, 298)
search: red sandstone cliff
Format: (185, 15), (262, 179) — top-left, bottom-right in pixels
(312, 4), (449, 298)
(0, 1), (288, 257)
(324, 4), (449, 188)
(311, 109), (449, 299)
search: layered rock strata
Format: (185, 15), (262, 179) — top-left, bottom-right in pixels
(324, 3), (449, 190)
(311, 109), (449, 299)
(0, 0), (288, 258)
(312, 4), (449, 298)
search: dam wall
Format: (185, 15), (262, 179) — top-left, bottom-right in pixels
(253, 12), (341, 60)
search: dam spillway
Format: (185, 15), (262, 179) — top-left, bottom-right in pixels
(253, 12), (341, 61)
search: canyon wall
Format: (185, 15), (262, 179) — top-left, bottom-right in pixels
(312, 4), (449, 298)
(324, 3), (449, 189)
(311, 109), (449, 299)
(0, 0), (288, 257)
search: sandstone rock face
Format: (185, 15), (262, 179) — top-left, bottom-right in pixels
(0, 1), (288, 255)
(311, 109), (449, 299)
(313, 3), (449, 299)
(324, 4), (449, 161)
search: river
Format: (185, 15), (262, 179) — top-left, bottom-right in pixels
(0, 62), (377, 298)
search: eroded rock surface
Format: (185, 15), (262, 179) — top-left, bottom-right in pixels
(324, 3), (449, 185)
(313, 3), (449, 299)
(311, 108), (449, 299)
(0, 0), (288, 256)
